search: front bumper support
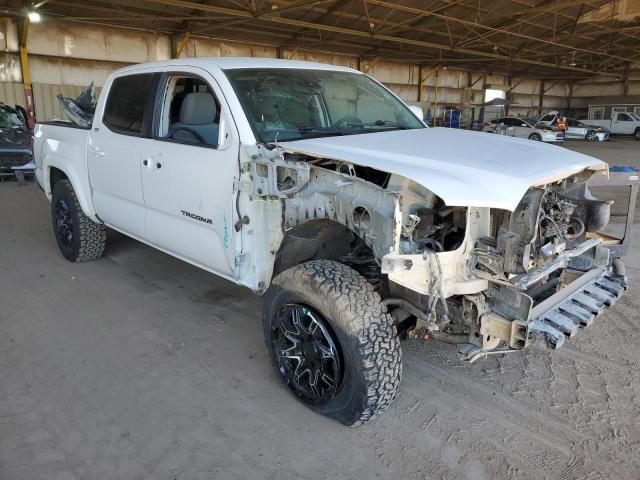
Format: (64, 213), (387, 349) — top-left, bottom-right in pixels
(528, 269), (627, 348)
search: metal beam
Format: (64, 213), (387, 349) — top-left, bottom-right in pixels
(133, 0), (600, 73)
(18, 17), (35, 129)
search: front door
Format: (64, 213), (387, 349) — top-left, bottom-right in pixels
(88, 72), (158, 239)
(612, 112), (635, 134)
(141, 69), (238, 278)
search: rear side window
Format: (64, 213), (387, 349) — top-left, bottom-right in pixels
(103, 74), (154, 135)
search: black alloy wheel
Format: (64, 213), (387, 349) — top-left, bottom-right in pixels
(271, 303), (342, 405)
(54, 197), (74, 248)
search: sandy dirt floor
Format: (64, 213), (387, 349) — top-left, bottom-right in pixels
(1, 138), (639, 479)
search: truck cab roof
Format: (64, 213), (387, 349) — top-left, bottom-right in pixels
(113, 57), (359, 76)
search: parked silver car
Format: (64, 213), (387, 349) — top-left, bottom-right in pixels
(564, 118), (609, 142)
(482, 116), (564, 143)
(537, 112), (609, 141)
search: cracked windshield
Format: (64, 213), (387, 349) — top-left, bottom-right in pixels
(225, 68), (425, 142)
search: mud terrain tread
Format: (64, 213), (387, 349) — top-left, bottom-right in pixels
(270, 260), (402, 425)
(54, 179), (106, 262)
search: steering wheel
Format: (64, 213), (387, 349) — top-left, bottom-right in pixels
(169, 126), (207, 144)
(332, 115), (363, 128)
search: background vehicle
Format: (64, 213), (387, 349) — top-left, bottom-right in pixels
(482, 116), (564, 142)
(0, 103), (33, 176)
(538, 111), (610, 141)
(565, 118), (609, 141)
(581, 111), (640, 139)
(33, 58), (632, 427)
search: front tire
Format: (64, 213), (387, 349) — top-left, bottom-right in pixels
(635, 129), (640, 140)
(263, 260), (402, 426)
(51, 179), (106, 262)
(586, 130), (598, 142)
(529, 133), (542, 141)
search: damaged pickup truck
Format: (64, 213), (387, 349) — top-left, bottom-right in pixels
(33, 58), (636, 426)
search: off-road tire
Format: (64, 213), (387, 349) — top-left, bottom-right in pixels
(51, 179), (106, 262)
(529, 133), (542, 141)
(263, 260), (402, 426)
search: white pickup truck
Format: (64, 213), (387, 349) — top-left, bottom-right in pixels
(583, 111), (640, 139)
(34, 58), (633, 426)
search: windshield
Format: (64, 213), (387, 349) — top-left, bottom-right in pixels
(224, 68), (425, 142)
(0, 105), (25, 129)
(631, 113), (640, 121)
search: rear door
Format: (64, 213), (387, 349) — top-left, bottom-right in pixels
(513, 118), (533, 138)
(88, 72), (159, 239)
(141, 68), (239, 278)
(612, 112), (635, 134)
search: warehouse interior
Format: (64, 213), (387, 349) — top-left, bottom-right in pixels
(2, 1), (640, 479)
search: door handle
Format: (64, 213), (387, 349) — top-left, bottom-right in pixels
(89, 147), (104, 157)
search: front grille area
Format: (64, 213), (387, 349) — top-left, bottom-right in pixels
(0, 151), (32, 171)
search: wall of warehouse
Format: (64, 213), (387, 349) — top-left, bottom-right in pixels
(0, 17), (635, 124)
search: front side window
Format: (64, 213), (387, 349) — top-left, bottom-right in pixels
(224, 68), (424, 142)
(103, 74), (154, 134)
(157, 75), (221, 147)
(618, 113), (632, 121)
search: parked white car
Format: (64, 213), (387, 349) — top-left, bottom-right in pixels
(33, 58), (632, 426)
(482, 116), (564, 142)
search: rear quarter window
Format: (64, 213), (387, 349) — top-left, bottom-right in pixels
(103, 74), (154, 135)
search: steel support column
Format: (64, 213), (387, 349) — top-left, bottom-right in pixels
(18, 18), (35, 129)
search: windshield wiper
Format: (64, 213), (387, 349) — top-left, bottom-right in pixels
(364, 120), (407, 129)
(297, 126), (345, 136)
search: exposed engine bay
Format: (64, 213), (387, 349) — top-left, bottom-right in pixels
(245, 143), (633, 361)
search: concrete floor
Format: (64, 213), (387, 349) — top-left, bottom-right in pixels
(1, 138), (640, 480)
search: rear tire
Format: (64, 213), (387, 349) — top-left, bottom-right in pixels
(263, 260), (402, 426)
(51, 179), (106, 262)
(529, 133), (542, 141)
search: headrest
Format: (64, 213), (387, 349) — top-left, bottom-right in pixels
(179, 92), (217, 125)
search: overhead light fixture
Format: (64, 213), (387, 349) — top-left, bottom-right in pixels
(28, 11), (41, 22)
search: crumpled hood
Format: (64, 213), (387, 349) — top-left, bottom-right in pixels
(279, 127), (607, 211)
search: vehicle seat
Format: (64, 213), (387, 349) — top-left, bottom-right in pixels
(169, 92), (219, 145)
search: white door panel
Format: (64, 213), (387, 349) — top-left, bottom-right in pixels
(142, 142), (237, 276)
(88, 132), (153, 238)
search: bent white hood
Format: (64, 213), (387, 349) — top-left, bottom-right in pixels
(279, 128), (607, 211)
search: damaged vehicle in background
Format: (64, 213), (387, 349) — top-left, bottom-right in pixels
(482, 116), (564, 142)
(0, 102), (33, 176)
(537, 111), (610, 141)
(33, 58), (635, 427)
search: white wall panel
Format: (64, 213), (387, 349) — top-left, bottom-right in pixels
(0, 52), (22, 82)
(27, 22), (170, 63)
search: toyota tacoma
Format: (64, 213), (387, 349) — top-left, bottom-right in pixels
(33, 58), (635, 426)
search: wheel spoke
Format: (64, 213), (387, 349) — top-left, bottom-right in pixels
(273, 303), (342, 405)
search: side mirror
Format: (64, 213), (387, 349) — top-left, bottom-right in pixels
(408, 105), (424, 121)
